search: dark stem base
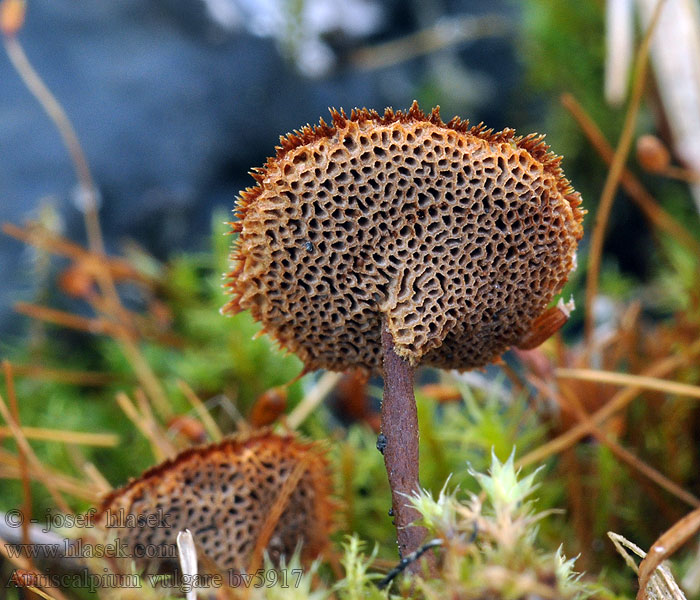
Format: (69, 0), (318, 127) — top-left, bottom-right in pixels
(380, 325), (430, 568)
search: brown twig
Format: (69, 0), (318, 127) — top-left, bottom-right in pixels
(380, 325), (429, 568)
(584, 0), (668, 348)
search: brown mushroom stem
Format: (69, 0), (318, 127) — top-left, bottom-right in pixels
(380, 324), (429, 566)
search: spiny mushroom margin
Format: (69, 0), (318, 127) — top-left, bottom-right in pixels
(95, 431), (334, 572)
(224, 101), (583, 373)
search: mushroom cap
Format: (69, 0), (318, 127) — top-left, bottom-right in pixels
(95, 431), (334, 572)
(224, 102), (583, 372)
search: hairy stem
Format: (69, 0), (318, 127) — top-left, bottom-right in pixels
(380, 325), (429, 566)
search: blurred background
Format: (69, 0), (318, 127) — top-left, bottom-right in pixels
(0, 0), (616, 336)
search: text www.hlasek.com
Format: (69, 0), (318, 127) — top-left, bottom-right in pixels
(4, 538), (175, 560)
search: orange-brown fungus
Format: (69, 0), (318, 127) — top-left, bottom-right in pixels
(96, 431), (334, 572)
(224, 101), (583, 372)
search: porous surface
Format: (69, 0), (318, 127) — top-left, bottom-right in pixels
(96, 431), (334, 572)
(225, 102), (583, 372)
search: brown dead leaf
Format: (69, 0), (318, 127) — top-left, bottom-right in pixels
(637, 507), (700, 600)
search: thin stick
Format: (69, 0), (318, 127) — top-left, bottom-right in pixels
(380, 325), (428, 567)
(14, 301), (126, 337)
(351, 14), (508, 71)
(177, 380), (223, 442)
(287, 371), (342, 429)
(584, 0), (667, 347)
(560, 93), (700, 255)
(556, 368), (700, 400)
(82, 462), (112, 494)
(2, 36), (102, 254)
(0, 426), (118, 446)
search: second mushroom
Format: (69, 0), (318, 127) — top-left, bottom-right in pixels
(224, 101), (583, 564)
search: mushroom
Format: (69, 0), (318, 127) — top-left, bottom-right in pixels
(96, 430), (334, 573)
(224, 101), (583, 562)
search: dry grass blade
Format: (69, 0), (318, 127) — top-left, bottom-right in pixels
(0, 426), (119, 447)
(2, 34), (102, 253)
(287, 372), (342, 429)
(555, 368), (700, 400)
(10, 363), (116, 386)
(1, 222), (152, 284)
(115, 391), (169, 462)
(24, 587), (57, 600)
(134, 388), (177, 458)
(601, 435), (700, 508)
(609, 531), (645, 572)
(14, 301), (125, 337)
(584, 0), (668, 347)
(177, 379), (223, 442)
(2, 221), (90, 263)
(637, 507), (700, 600)
(3, 361), (33, 569)
(14, 301), (182, 349)
(116, 337), (172, 419)
(82, 461), (112, 495)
